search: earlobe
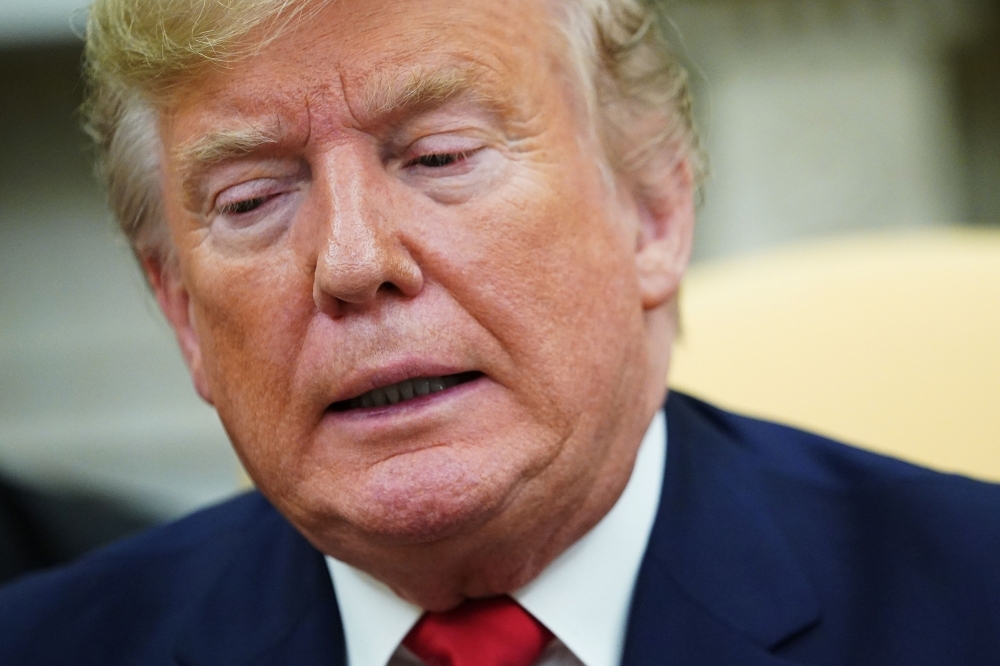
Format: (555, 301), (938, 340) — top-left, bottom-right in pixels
(633, 157), (695, 311)
(142, 255), (214, 405)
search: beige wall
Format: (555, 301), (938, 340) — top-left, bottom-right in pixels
(673, 0), (989, 258)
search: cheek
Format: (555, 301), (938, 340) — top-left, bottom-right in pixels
(416, 161), (643, 410)
(187, 249), (314, 450)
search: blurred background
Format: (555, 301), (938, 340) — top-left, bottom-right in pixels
(2, 0), (999, 580)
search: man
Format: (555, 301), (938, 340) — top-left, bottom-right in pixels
(1, 0), (998, 664)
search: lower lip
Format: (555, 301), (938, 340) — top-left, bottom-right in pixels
(324, 374), (489, 423)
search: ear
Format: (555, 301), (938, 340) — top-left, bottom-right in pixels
(633, 157), (695, 311)
(142, 255), (214, 404)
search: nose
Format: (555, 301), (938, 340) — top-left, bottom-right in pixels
(312, 158), (423, 315)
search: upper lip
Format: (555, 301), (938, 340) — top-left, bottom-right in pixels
(327, 360), (477, 406)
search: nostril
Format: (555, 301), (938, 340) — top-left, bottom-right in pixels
(313, 282), (344, 317)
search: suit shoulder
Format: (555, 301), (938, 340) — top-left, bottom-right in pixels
(669, 391), (1000, 657)
(673, 390), (1000, 568)
(669, 391), (1000, 556)
(0, 491), (280, 664)
(672, 391), (1000, 495)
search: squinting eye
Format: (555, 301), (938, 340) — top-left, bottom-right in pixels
(408, 150), (475, 169)
(220, 196), (270, 215)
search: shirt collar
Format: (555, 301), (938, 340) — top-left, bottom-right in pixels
(326, 410), (666, 666)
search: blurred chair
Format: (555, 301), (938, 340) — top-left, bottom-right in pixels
(669, 228), (1000, 483)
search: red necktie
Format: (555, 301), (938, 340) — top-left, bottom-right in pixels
(403, 596), (554, 666)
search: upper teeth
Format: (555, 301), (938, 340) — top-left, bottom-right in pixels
(348, 375), (462, 409)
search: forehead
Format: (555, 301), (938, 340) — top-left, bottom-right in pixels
(164, 0), (569, 136)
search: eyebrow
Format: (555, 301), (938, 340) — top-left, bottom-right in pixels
(359, 66), (488, 118)
(174, 123), (281, 167)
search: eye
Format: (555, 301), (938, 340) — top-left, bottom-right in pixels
(406, 150), (476, 169)
(220, 195), (273, 215)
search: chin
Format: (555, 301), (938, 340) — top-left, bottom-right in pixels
(297, 445), (523, 547)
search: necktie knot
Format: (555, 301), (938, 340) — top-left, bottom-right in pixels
(403, 596), (554, 666)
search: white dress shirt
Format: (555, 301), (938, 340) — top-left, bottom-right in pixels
(326, 410), (666, 666)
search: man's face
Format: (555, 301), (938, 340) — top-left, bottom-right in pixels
(155, 0), (690, 596)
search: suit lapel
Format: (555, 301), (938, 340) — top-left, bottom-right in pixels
(174, 495), (346, 666)
(622, 393), (821, 665)
(624, 556), (806, 666)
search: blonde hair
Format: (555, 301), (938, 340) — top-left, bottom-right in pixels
(82, 0), (703, 261)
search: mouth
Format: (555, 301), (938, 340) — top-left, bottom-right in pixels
(328, 371), (484, 412)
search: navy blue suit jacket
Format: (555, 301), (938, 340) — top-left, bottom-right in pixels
(2, 392), (999, 665)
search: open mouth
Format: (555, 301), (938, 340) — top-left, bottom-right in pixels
(329, 371), (483, 412)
